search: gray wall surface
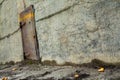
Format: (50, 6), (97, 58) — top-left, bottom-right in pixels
(0, 0), (120, 64)
(0, 0), (23, 63)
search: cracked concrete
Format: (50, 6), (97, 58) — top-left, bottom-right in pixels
(33, 0), (120, 64)
(0, 0), (6, 5)
(0, 0), (120, 64)
(0, 0), (23, 63)
(0, 28), (20, 40)
(36, 2), (79, 22)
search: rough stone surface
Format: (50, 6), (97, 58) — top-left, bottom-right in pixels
(31, 0), (120, 64)
(0, 0), (120, 64)
(0, 0), (23, 63)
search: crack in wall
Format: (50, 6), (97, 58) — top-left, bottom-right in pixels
(0, 0), (6, 6)
(0, 0), (6, 21)
(36, 3), (79, 22)
(0, 0), (20, 41)
(35, 0), (101, 22)
(0, 1), (79, 41)
(0, 28), (20, 41)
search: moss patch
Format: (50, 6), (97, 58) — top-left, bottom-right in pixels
(17, 60), (41, 67)
(41, 59), (120, 69)
(1, 59), (120, 69)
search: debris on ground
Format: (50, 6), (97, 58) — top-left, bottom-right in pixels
(1, 77), (8, 80)
(0, 59), (119, 80)
(98, 67), (105, 72)
(12, 68), (17, 71)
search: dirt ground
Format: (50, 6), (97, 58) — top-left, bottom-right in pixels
(0, 60), (120, 80)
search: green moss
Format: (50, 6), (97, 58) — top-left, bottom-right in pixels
(1, 59), (120, 69)
(80, 59), (120, 69)
(19, 59), (41, 66)
(41, 60), (57, 66)
(41, 59), (120, 69)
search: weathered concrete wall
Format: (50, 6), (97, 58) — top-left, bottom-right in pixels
(0, 0), (23, 63)
(0, 0), (120, 64)
(26, 0), (120, 64)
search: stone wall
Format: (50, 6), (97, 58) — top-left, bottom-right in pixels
(0, 0), (23, 63)
(0, 0), (120, 64)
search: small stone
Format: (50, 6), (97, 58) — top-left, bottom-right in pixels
(98, 67), (105, 72)
(12, 68), (17, 71)
(74, 74), (79, 78)
(2, 77), (8, 80)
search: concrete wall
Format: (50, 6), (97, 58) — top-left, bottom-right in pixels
(0, 0), (120, 64)
(0, 0), (23, 63)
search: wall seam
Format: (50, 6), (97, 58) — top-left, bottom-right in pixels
(0, 28), (20, 41)
(36, 2), (79, 22)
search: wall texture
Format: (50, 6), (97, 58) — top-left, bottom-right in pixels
(0, 0), (23, 63)
(0, 0), (120, 64)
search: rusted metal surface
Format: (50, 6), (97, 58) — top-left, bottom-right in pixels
(20, 5), (39, 60)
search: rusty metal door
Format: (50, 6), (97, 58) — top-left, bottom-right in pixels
(19, 5), (39, 60)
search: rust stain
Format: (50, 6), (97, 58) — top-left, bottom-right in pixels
(19, 12), (34, 22)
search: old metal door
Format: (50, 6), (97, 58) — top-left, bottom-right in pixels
(19, 5), (39, 60)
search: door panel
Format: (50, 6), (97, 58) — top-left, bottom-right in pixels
(20, 5), (39, 60)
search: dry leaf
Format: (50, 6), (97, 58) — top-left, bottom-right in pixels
(98, 67), (104, 72)
(12, 68), (17, 71)
(74, 74), (79, 78)
(2, 77), (8, 80)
